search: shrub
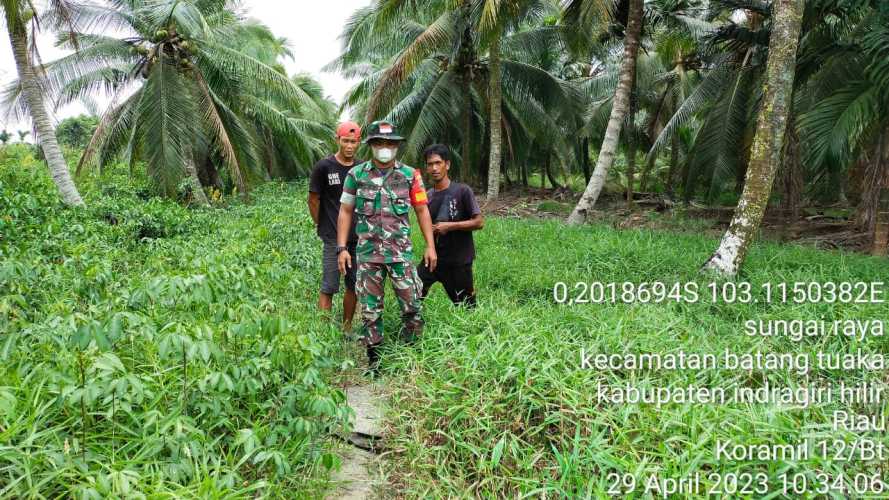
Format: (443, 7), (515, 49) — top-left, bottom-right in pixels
(1, 157), (349, 497)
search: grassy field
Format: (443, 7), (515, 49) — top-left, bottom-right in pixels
(3, 157), (887, 498)
(388, 193), (887, 497)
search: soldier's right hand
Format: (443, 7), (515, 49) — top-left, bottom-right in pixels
(338, 250), (352, 274)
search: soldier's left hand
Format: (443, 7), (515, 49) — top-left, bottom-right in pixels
(424, 247), (438, 272)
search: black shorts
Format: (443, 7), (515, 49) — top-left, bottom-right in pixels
(321, 239), (357, 294)
(417, 262), (476, 307)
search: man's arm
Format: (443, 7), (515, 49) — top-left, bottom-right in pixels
(308, 162), (325, 226)
(337, 170), (359, 274)
(336, 203), (354, 248)
(308, 192), (321, 226)
(336, 203), (354, 274)
(407, 168), (437, 271)
(415, 204), (438, 272)
(435, 214), (484, 233)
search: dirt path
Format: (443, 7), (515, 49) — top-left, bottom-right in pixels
(327, 385), (386, 499)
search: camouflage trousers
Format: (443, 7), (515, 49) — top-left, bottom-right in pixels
(356, 261), (424, 346)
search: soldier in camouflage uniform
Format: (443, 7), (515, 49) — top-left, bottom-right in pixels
(335, 121), (437, 373)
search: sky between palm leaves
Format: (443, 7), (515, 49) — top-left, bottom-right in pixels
(0, 0), (369, 132)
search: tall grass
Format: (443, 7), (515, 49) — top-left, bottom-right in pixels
(382, 214), (888, 497)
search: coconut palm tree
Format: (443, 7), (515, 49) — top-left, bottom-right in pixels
(633, 0), (708, 198)
(703, 0), (805, 275)
(1, 0), (84, 206)
(333, 0), (571, 197)
(568, 43), (673, 195)
(647, 6), (765, 204)
(477, 0), (559, 198)
(7, 0), (332, 204)
(567, 0), (645, 224)
(642, 0), (880, 209)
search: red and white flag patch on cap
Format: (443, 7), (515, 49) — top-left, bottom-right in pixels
(379, 123), (393, 134)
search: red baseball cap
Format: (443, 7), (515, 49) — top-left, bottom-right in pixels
(336, 121), (362, 139)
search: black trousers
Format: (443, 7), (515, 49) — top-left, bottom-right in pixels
(417, 262), (477, 307)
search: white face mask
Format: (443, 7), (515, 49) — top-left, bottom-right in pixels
(373, 146), (396, 163)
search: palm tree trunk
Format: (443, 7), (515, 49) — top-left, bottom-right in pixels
(459, 2), (474, 187)
(485, 31), (503, 199)
(626, 91), (637, 206)
(183, 143), (209, 206)
(856, 128), (887, 235)
(8, 22), (83, 207)
(545, 154), (561, 189)
(780, 108), (802, 221)
(640, 153), (656, 192)
(641, 87), (668, 193)
(665, 134), (679, 199)
(462, 92), (473, 185)
(703, 0), (804, 275)
(581, 138), (591, 185)
(567, 0), (643, 224)
(875, 181), (889, 256)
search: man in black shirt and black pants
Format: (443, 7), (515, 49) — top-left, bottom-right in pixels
(308, 121), (362, 330)
(418, 144), (484, 307)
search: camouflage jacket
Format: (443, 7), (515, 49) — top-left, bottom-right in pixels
(340, 161), (428, 263)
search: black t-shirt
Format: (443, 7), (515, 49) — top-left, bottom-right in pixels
(428, 182), (481, 265)
(309, 156), (358, 242)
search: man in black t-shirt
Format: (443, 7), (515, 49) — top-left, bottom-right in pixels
(417, 144), (484, 307)
(308, 121), (362, 330)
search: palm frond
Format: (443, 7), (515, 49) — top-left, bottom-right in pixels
(194, 69), (246, 194)
(139, 53), (193, 195)
(648, 57), (737, 157)
(799, 81), (880, 171)
(366, 9), (458, 120)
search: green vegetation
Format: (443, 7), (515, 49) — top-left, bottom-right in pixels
(334, 0), (581, 191)
(7, 0), (336, 203)
(2, 0), (888, 497)
(1, 158), (350, 497)
(7, 2), (886, 263)
(56, 115), (100, 150)
(5, 148), (885, 497)
(389, 210), (888, 497)
(536, 200), (572, 214)
(334, 0), (888, 261)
